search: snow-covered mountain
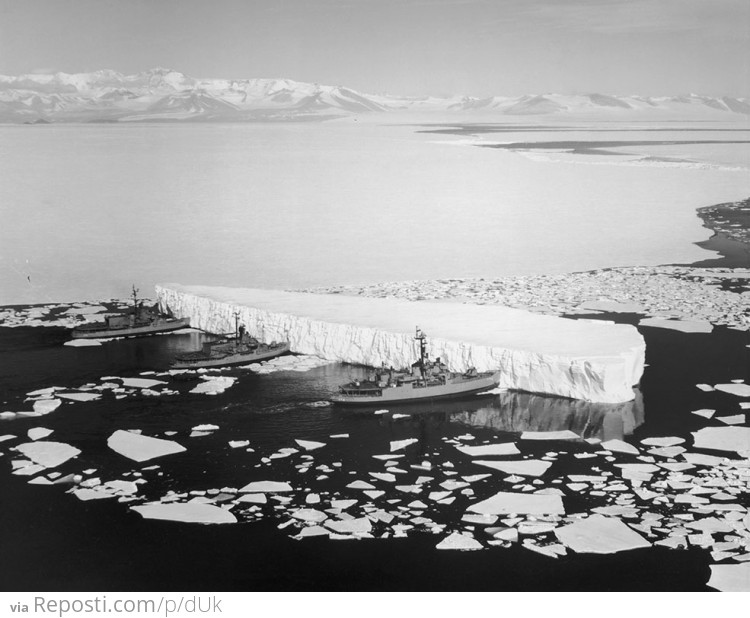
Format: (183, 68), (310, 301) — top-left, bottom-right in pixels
(0, 68), (747, 122)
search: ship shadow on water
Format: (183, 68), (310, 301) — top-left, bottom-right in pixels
(336, 388), (644, 442)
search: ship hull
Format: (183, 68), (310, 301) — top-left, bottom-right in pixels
(71, 318), (191, 339)
(171, 343), (291, 369)
(331, 373), (499, 405)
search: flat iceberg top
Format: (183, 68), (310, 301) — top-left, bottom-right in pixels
(158, 284), (643, 358)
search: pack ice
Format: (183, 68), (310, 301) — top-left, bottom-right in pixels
(157, 285), (645, 403)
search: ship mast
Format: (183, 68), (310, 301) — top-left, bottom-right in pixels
(233, 312), (240, 340)
(131, 285), (139, 314)
(414, 327), (428, 377)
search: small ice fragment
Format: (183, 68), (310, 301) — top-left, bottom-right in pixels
(555, 514), (651, 554)
(28, 476), (54, 485)
(600, 440), (639, 455)
(493, 528), (519, 542)
(26, 387), (59, 397)
(296, 526), (329, 538)
(56, 392), (102, 402)
(640, 437), (684, 447)
(643, 318), (714, 333)
(295, 439), (326, 451)
(473, 460), (552, 477)
(395, 485), (422, 494)
(692, 409), (716, 419)
(291, 509), (328, 523)
(325, 517), (372, 534)
(390, 438), (418, 452)
(363, 490), (385, 499)
(519, 522), (557, 535)
(0, 434), (17, 443)
(392, 414), (410, 420)
(462, 514), (498, 525)
(682, 453), (724, 466)
(73, 488), (117, 501)
(372, 454), (403, 460)
(696, 384), (714, 392)
(346, 480), (376, 490)
(331, 499), (357, 510)
(236, 493), (267, 504)
(33, 399), (61, 415)
(27, 427), (53, 441)
(648, 446), (686, 458)
(13, 463), (46, 476)
(429, 491), (452, 501)
(239, 481), (293, 493)
(369, 472), (396, 483)
(64, 339), (102, 347)
(436, 533), (482, 551)
(192, 424), (219, 431)
(120, 378), (167, 389)
(228, 440), (250, 448)
(441, 480), (469, 491)
(329, 434), (349, 439)
(455, 443), (520, 457)
(131, 503), (237, 524)
(717, 414), (746, 425)
(373, 409), (389, 415)
(520, 431), (579, 441)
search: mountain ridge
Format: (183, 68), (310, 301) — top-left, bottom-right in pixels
(1, 68), (748, 122)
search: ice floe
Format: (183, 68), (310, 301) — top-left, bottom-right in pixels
(33, 399), (61, 415)
(64, 339), (103, 347)
(638, 318), (713, 333)
(555, 515), (651, 554)
(474, 460), (552, 477)
(707, 563), (750, 592)
(14, 441), (81, 468)
(27, 427), (53, 441)
(692, 427), (750, 455)
(467, 491), (565, 516)
(436, 533), (483, 551)
(107, 430), (186, 462)
(131, 503), (237, 524)
(120, 378), (167, 389)
(295, 439), (326, 451)
(520, 430), (580, 441)
(714, 383), (750, 398)
(240, 481), (293, 493)
(455, 443), (520, 456)
(390, 438), (418, 452)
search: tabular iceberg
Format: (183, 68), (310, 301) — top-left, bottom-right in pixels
(156, 284), (645, 403)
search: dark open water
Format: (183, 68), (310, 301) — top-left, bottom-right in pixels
(0, 308), (748, 591)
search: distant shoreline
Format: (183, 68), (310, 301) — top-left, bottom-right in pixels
(686, 197), (750, 268)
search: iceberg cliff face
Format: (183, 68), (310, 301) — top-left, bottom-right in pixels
(156, 284), (645, 404)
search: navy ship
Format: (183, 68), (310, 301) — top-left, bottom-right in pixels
(171, 313), (290, 369)
(331, 328), (499, 405)
(71, 286), (190, 339)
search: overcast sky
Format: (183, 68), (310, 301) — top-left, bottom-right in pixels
(0, 0), (747, 97)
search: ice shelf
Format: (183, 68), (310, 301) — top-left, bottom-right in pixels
(156, 284), (645, 403)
